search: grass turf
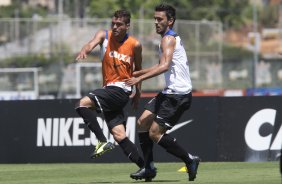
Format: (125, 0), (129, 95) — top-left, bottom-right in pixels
(0, 162), (280, 184)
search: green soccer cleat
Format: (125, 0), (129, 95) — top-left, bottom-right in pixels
(91, 141), (115, 159)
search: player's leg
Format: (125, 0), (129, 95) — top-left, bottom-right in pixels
(149, 121), (200, 181)
(130, 110), (157, 181)
(92, 86), (133, 158)
(150, 120), (193, 162)
(152, 93), (200, 181)
(130, 94), (161, 181)
(137, 96), (160, 171)
(75, 95), (114, 158)
(75, 96), (107, 142)
(137, 110), (155, 170)
(111, 124), (145, 169)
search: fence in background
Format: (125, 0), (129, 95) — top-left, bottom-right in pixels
(0, 18), (281, 99)
(0, 67), (39, 100)
(0, 18), (222, 99)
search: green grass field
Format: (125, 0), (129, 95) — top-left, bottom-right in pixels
(0, 162), (280, 184)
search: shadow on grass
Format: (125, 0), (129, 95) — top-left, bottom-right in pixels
(89, 179), (181, 183)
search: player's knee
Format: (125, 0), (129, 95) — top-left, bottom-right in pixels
(137, 119), (151, 131)
(74, 101), (80, 109)
(75, 96), (93, 109)
(111, 127), (126, 142)
(113, 133), (126, 142)
(137, 119), (141, 126)
(75, 100), (85, 109)
(148, 129), (159, 142)
(136, 119), (144, 130)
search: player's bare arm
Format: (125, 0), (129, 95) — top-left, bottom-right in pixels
(131, 41), (142, 109)
(125, 35), (175, 86)
(132, 64), (158, 77)
(75, 30), (106, 61)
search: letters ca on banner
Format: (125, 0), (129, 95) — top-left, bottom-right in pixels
(244, 108), (282, 151)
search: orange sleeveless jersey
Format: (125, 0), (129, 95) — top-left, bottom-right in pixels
(102, 31), (138, 87)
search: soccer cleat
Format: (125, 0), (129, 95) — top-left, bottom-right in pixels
(91, 142), (115, 159)
(186, 156), (201, 181)
(130, 167), (157, 182)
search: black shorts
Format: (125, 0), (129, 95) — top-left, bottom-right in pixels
(145, 92), (192, 130)
(87, 86), (130, 130)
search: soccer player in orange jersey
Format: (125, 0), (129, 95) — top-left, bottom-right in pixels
(75, 10), (144, 170)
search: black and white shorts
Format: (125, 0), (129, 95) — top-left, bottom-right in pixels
(87, 86), (131, 130)
(145, 92), (192, 130)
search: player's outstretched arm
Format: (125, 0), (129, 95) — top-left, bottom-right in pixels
(75, 30), (106, 61)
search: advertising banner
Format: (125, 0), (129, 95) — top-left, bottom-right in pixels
(218, 96), (282, 161)
(0, 98), (218, 163)
(0, 96), (281, 163)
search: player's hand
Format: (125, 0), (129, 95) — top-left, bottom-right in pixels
(75, 51), (87, 61)
(124, 77), (141, 86)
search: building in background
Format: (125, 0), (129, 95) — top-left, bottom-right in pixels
(250, 0), (281, 6)
(27, 0), (55, 11)
(0, 0), (11, 6)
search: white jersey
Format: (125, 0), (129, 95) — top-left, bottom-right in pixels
(160, 29), (192, 94)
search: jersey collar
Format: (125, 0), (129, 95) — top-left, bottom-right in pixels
(163, 29), (177, 37)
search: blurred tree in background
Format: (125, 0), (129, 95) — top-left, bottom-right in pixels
(0, 0), (47, 18)
(87, 0), (252, 29)
(0, 0), (280, 30)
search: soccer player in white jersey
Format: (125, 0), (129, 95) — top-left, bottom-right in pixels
(125, 3), (200, 182)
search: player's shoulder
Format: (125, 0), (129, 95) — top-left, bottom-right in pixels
(161, 34), (176, 45)
(96, 29), (108, 38)
(127, 35), (141, 47)
(128, 35), (139, 42)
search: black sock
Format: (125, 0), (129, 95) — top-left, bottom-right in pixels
(158, 134), (193, 164)
(139, 132), (154, 169)
(76, 107), (107, 142)
(119, 137), (144, 168)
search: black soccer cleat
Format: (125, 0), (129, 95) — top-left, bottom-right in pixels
(130, 167), (157, 182)
(187, 156), (201, 181)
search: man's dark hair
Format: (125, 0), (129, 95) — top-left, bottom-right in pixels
(113, 10), (131, 24)
(155, 3), (176, 25)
